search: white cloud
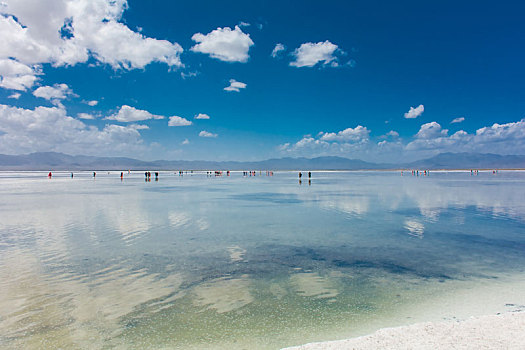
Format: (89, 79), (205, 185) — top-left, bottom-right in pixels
(224, 79), (246, 92)
(280, 126), (370, 157)
(86, 100), (98, 106)
(271, 43), (286, 58)
(280, 118), (525, 162)
(0, 103), (147, 155)
(451, 117), (465, 124)
(404, 104), (424, 119)
(0, 0), (183, 88)
(406, 119), (525, 155)
(475, 120), (525, 144)
(77, 112), (94, 120)
(320, 126), (370, 142)
(191, 25), (254, 63)
(8, 92), (21, 99)
(195, 113), (210, 120)
(415, 121), (448, 139)
(0, 58), (40, 90)
(168, 115), (192, 126)
(199, 130), (217, 138)
(33, 83), (72, 102)
(105, 105), (164, 123)
(238, 21), (250, 27)
(129, 123), (149, 130)
(182, 138), (189, 145)
(290, 40), (339, 68)
(181, 71), (198, 79)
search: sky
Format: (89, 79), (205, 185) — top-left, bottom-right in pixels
(1, 0), (525, 162)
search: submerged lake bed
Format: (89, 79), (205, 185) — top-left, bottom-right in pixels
(1, 170), (525, 349)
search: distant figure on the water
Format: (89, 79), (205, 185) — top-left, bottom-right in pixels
(48, 172), (52, 178)
(120, 172), (123, 179)
(71, 172), (73, 178)
(299, 172), (302, 179)
(93, 171), (96, 178)
(155, 172), (159, 181)
(308, 171), (311, 179)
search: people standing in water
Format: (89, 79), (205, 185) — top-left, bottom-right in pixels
(155, 172), (159, 181)
(93, 171), (96, 178)
(120, 172), (123, 179)
(71, 172), (74, 178)
(48, 172), (52, 178)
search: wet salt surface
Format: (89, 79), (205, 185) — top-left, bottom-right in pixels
(0, 170), (524, 349)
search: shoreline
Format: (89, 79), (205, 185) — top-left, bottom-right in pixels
(283, 311), (525, 350)
(282, 274), (525, 350)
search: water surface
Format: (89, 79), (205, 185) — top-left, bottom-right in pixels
(1, 170), (524, 349)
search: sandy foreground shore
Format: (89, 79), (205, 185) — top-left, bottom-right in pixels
(284, 311), (525, 350)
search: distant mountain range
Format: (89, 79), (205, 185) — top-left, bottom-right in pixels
(0, 152), (524, 170)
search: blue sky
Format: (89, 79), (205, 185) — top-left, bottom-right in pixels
(1, 0), (524, 161)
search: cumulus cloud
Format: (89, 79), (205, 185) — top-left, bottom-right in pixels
(406, 119), (525, 155)
(191, 25), (254, 63)
(451, 117), (465, 124)
(0, 103), (147, 155)
(168, 115), (192, 126)
(105, 105), (165, 123)
(290, 40), (340, 68)
(77, 112), (94, 120)
(280, 126), (370, 156)
(129, 123), (149, 130)
(320, 126), (370, 142)
(33, 83), (73, 103)
(182, 138), (189, 145)
(0, 58), (40, 90)
(199, 130), (217, 138)
(386, 130), (400, 137)
(404, 104), (424, 119)
(224, 79), (246, 92)
(271, 43), (286, 58)
(86, 100), (98, 106)
(8, 92), (21, 99)
(0, 0), (183, 91)
(195, 113), (210, 120)
(415, 121), (448, 139)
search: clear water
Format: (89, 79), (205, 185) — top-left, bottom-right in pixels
(1, 170), (525, 349)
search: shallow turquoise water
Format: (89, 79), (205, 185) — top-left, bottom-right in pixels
(0, 170), (524, 349)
